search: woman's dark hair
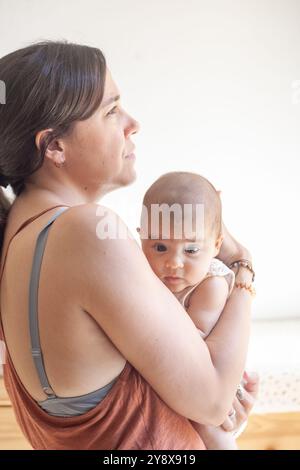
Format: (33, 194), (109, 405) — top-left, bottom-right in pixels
(0, 40), (106, 251)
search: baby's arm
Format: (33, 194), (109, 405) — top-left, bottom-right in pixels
(187, 276), (229, 339)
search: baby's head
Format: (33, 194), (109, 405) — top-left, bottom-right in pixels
(138, 171), (223, 292)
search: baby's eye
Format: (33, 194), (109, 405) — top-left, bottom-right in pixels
(153, 243), (167, 252)
(185, 247), (200, 254)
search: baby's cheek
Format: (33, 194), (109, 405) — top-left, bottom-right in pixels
(187, 263), (207, 283)
(152, 259), (164, 277)
(146, 253), (161, 275)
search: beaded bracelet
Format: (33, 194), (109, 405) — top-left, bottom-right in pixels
(235, 282), (256, 298)
(229, 259), (255, 282)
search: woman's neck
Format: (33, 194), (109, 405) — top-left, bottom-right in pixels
(19, 183), (109, 208)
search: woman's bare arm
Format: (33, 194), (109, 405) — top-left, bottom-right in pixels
(60, 204), (253, 426)
(217, 221), (252, 266)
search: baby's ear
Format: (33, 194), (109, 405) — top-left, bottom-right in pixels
(214, 233), (224, 255)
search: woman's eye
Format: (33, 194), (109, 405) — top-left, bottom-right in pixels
(106, 106), (118, 116)
(153, 243), (167, 252)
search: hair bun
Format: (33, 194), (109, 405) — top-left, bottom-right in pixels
(0, 175), (9, 188)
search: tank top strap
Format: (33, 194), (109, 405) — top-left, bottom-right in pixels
(28, 205), (71, 398)
(0, 205), (70, 284)
(0, 204), (74, 400)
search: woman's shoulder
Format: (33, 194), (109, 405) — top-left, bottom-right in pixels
(56, 202), (135, 263)
(58, 202), (128, 240)
(54, 202), (139, 303)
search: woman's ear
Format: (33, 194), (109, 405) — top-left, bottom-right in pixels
(35, 129), (65, 167)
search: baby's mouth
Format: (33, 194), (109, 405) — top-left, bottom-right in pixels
(163, 276), (184, 284)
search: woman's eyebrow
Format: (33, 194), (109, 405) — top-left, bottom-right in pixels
(101, 94), (120, 108)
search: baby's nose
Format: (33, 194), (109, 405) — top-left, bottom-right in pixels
(165, 257), (184, 269)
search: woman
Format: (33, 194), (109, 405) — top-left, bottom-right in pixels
(0, 41), (258, 450)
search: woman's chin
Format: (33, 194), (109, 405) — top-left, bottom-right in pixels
(120, 169), (137, 187)
(99, 169), (137, 194)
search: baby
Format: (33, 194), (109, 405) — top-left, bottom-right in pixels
(137, 171), (240, 449)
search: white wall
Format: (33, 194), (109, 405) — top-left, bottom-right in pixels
(1, 0), (300, 319)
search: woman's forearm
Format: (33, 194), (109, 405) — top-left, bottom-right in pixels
(217, 222), (252, 267)
(204, 267), (253, 416)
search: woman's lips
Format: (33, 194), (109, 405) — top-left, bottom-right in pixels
(125, 153), (135, 159)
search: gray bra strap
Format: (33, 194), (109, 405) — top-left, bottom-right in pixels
(29, 207), (70, 398)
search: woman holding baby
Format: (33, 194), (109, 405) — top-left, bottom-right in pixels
(0, 41), (258, 450)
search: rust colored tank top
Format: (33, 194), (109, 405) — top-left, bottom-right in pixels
(0, 205), (205, 450)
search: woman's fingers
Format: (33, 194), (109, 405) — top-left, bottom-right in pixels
(221, 397), (248, 432)
(221, 398), (243, 432)
(220, 373), (260, 433)
(221, 388), (255, 432)
(243, 371), (260, 398)
(237, 387), (255, 414)
(231, 396), (248, 429)
(221, 413), (235, 432)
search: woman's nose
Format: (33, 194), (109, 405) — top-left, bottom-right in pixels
(125, 113), (140, 137)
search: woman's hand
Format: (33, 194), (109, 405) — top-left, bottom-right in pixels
(221, 371), (260, 433)
(191, 371), (259, 449)
(217, 221), (252, 267)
